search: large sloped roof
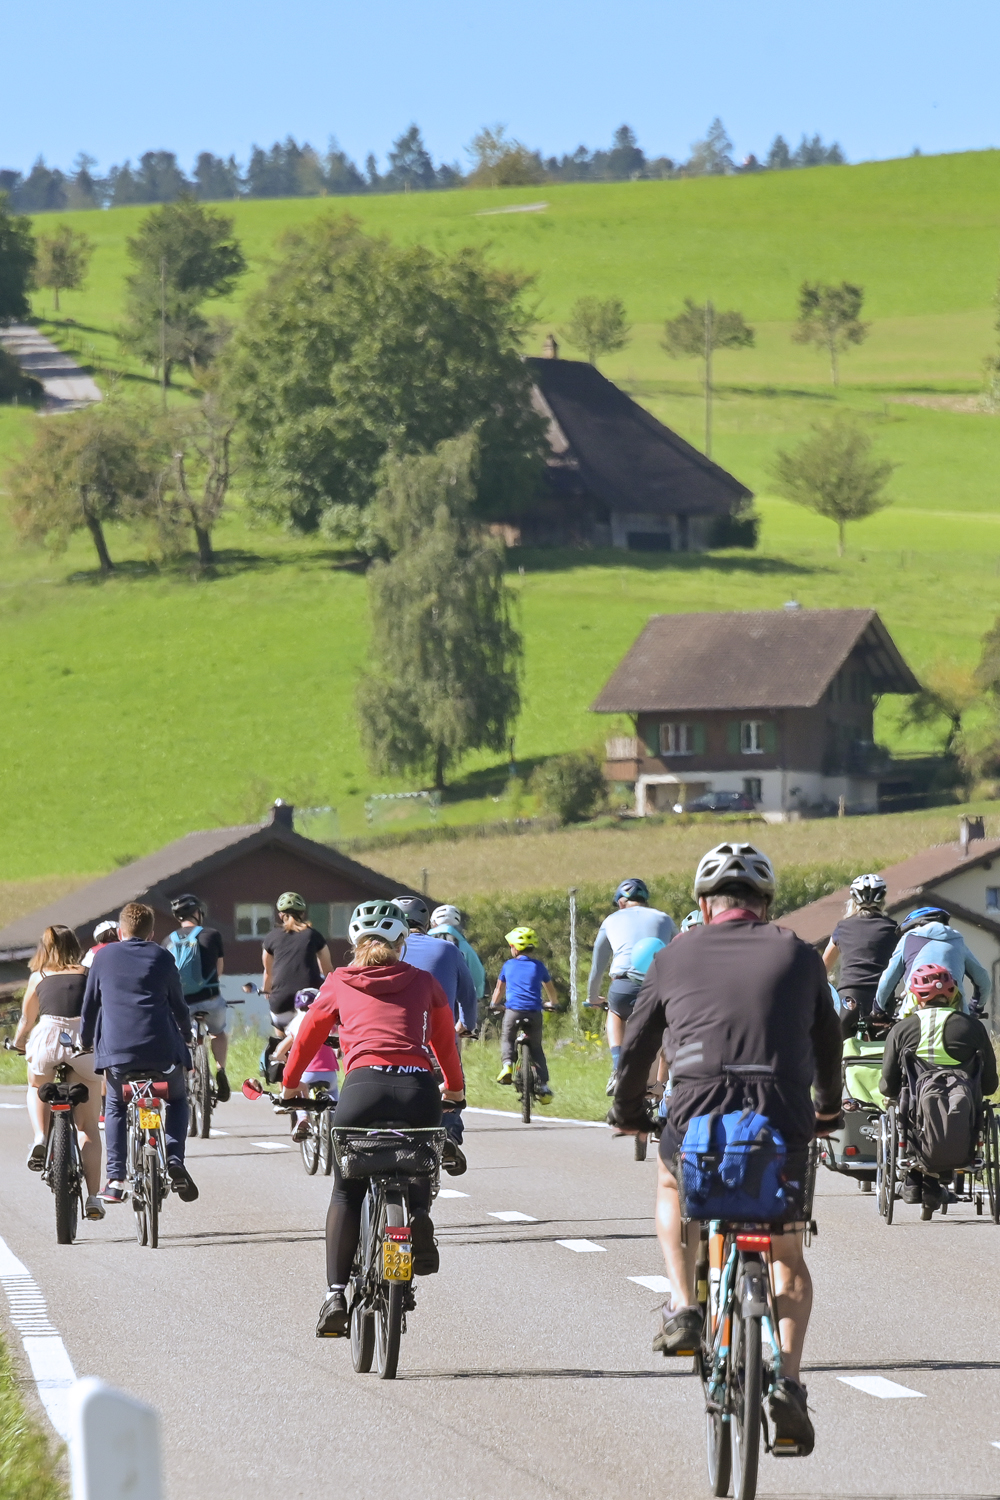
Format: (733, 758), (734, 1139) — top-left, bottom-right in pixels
(527, 356), (751, 518)
(0, 818), (420, 960)
(591, 608), (920, 713)
(778, 837), (1000, 947)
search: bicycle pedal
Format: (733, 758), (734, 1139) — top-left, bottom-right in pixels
(771, 1439), (807, 1457)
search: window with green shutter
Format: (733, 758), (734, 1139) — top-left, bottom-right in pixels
(760, 721), (777, 753)
(643, 721), (660, 755)
(726, 721), (741, 753)
(691, 723), (706, 754)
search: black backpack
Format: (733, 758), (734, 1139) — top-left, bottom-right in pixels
(900, 1052), (981, 1173)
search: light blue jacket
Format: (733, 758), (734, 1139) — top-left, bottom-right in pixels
(587, 905), (677, 1001)
(428, 924), (486, 1002)
(874, 921), (991, 1015)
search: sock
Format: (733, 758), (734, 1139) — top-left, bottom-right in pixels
(327, 1283), (346, 1293)
(611, 1046), (621, 1070)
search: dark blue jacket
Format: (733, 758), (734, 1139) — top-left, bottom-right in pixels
(402, 931), (477, 1031)
(81, 939), (190, 1072)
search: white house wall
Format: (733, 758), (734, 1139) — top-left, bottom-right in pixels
(635, 768), (880, 816)
(930, 863), (1000, 919)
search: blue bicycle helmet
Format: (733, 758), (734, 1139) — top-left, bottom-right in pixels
(680, 909), (704, 932)
(626, 936), (666, 982)
(613, 878), (649, 906)
(899, 906), (949, 933)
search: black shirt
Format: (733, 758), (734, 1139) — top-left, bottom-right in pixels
(831, 913), (899, 991)
(615, 917), (843, 1147)
(263, 925), (327, 1010)
(36, 971), (87, 1018)
(161, 926), (225, 1003)
(880, 1007), (999, 1098)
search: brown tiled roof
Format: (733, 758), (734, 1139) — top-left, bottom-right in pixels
(0, 821), (422, 959)
(527, 357), (751, 518)
(777, 836), (1000, 946)
(591, 608), (920, 713)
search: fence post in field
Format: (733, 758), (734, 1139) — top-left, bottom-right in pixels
(568, 887), (579, 1024)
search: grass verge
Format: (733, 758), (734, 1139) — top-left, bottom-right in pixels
(0, 1333), (66, 1500)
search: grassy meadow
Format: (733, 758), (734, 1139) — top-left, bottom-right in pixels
(2, 152), (1000, 884)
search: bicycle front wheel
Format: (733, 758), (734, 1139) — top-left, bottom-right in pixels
(520, 1039), (532, 1125)
(52, 1115), (78, 1245)
(321, 1110), (335, 1176)
(301, 1119), (319, 1175)
(375, 1194), (405, 1379)
(730, 1296), (762, 1500)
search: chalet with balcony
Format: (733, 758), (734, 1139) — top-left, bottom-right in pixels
(591, 606), (921, 817)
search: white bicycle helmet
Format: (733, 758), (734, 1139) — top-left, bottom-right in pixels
(431, 904), (463, 930)
(693, 842), (776, 899)
(349, 900), (409, 947)
(850, 873), (887, 907)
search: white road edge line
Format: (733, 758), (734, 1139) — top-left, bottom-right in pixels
(437, 1189), (469, 1198)
(0, 1234), (76, 1439)
(488, 1211), (537, 1222)
(466, 1107), (608, 1129)
(838, 1375), (926, 1399)
(629, 1275), (672, 1293)
(556, 1239), (606, 1253)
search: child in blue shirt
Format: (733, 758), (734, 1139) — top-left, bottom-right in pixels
(490, 926), (558, 1099)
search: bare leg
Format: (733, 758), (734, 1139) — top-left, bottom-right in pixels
(26, 1077), (47, 1145)
(769, 1231), (812, 1384)
(655, 1159), (699, 1308)
(607, 1011), (624, 1050)
(71, 1082), (103, 1196)
(211, 1033), (228, 1069)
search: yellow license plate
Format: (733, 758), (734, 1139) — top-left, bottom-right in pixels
(381, 1240), (412, 1282)
(139, 1108), (161, 1129)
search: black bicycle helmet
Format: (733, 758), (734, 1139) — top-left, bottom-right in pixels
(394, 895), (431, 930)
(170, 893), (203, 920)
(613, 878), (649, 906)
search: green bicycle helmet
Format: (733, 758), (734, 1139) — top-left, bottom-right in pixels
(276, 891), (307, 916)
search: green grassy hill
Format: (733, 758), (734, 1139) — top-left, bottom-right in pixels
(2, 152), (1000, 883)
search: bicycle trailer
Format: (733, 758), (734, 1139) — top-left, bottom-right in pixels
(821, 1035), (885, 1184)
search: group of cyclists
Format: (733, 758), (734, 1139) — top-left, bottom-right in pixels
(10, 840), (997, 1466)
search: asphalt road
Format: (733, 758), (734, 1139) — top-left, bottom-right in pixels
(2, 1084), (1000, 1500)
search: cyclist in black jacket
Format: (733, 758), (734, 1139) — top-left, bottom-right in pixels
(611, 842), (843, 1457)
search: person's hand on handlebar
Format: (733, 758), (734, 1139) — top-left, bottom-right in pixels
(4, 1038), (25, 1054)
(814, 1109), (844, 1137)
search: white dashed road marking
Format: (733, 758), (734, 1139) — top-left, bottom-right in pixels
(0, 1234), (76, 1439)
(556, 1239), (606, 1253)
(252, 1141), (291, 1151)
(0, 1102), (25, 1109)
(489, 1211), (537, 1222)
(838, 1375), (926, 1399)
(437, 1189), (469, 1198)
(629, 1275), (672, 1293)
(209, 1129), (229, 1137)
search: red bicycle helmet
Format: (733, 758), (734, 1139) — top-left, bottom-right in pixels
(908, 962), (959, 1004)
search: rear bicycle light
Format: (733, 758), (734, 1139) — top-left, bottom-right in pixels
(384, 1227), (411, 1242)
(735, 1233), (771, 1251)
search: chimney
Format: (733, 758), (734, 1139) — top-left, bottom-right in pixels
(959, 814), (985, 854)
(271, 799), (294, 829)
(542, 332), (559, 359)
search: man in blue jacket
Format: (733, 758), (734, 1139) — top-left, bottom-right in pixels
(874, 907), (991, 1018)
(80, 902), (199, 1204)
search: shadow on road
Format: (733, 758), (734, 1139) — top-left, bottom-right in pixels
(402, 1366), (688, 1380)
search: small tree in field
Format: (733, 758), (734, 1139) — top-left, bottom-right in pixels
(0, 194), (35, 322)
(899, 662), (979, 756)
(356, 431), (522, 791)
(156, 388), (237, 564)
(8, 401), (161, 573)
(771, 415), (893, 556)
(662, 298), (754, 456)
(34, 224), (93, 312)
(560, 296), (631, 366)
(793, 281), (869, 385)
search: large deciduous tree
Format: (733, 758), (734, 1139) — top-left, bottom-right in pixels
(793, 281), (869, 385)
(662, 298), (754, 456)
(560, 296), (631, 366)
(119, 198), (246, 385)
(33, 224), (94, 312)
(0, 195), (35, 323)
(466, 125), (544, 187)
(154, 387), (237, 565)
(356, 432), (522, 790)
(771, 415), (893, 556)
(225, 215), (545, 535)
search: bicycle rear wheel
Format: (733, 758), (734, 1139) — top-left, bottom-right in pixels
(520, 1038), (532, 1125)
(51, 1115), (78, 1245)
(194, 1045), (212, 1139)
(300, 1118), (319, 1175)
(985, 1109), (1000, 1224)
(878, 1108), (897, 1224)
(321, 1110), (334, 1176)
(375, 1194), (406, 1379)
(146, 1148), (160, 1249)
(634, 1133), (647, 1161)
(730, 1292), (762, 1500)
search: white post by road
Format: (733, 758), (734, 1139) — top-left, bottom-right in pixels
(568, 887), (579, 1023)
(70, 1378), (163, 1500)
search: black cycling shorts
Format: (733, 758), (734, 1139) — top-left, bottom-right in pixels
(607, 978), (642, 1019)
(658, 1116), (811, 1227)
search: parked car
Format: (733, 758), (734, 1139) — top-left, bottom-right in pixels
(676, 790), (757, 814)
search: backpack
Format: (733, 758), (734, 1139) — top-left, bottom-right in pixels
(901, 1052), (980, 1173)
(679, 1108), (787, 1221)
(166, 925), (206, 996)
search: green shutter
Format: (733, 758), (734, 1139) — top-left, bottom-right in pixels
(691, 723), (706, 754)
(761, 721), (777, 753)
(643, 721), (659, 756)
(726, 721), (741, 754)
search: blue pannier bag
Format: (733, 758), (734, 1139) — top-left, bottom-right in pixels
(679, 1108), (787, 1221)
(165, 924), (205, 997)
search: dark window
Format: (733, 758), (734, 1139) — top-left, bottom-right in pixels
(627, 532), (672, 551)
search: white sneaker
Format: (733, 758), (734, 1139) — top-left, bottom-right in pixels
(85, 1194), (106, 1221)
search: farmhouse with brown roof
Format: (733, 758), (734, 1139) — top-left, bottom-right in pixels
(591, 606), (921, 817)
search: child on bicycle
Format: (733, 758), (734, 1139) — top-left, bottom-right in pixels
(272, 988), (340, 1141)
(491, 927), (558, 1101)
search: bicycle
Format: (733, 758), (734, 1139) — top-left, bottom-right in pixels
(876, 1098), (999, 1224)
(695, 1148), (819, 1500)
(493, 1003), (555, 1125)
(187, 997), (243, 1139)
(6, 1034), (88, 1244)
(298, 1082), (336, 1176)
(122, 1073), (171, 1248)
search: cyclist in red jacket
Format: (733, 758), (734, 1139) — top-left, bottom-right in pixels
(282, 900), (465, 1338)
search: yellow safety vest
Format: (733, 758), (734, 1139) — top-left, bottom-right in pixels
(915, 1004), (962, 1066)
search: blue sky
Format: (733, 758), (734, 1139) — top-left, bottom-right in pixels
(2, 0), (998, 174)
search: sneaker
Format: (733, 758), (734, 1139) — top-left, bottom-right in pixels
(292, 1117), (311, 1143)
(768, 1377), (815, 1456)
(901, 1173), (922, 1206)
(442, 1140), (468, 1176)
(606, 1070), (618, 1098)
(84, 1194), (106, 1222)
(215, 1068), (231, 1103)
(316, 1287), (348, 1338)
(496, 1064), (513, 1086)
(536, 1085), (554, 1102)
(26, 1143), (45, 1172)
(167, 1160), (199, 1202)
(99, 1181), (128, 1204)
(410, 1211), (440, 1276)
(652, 1304), (702, 1357)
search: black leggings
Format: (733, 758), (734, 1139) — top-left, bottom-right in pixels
(326, 1067), (442, 1286)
